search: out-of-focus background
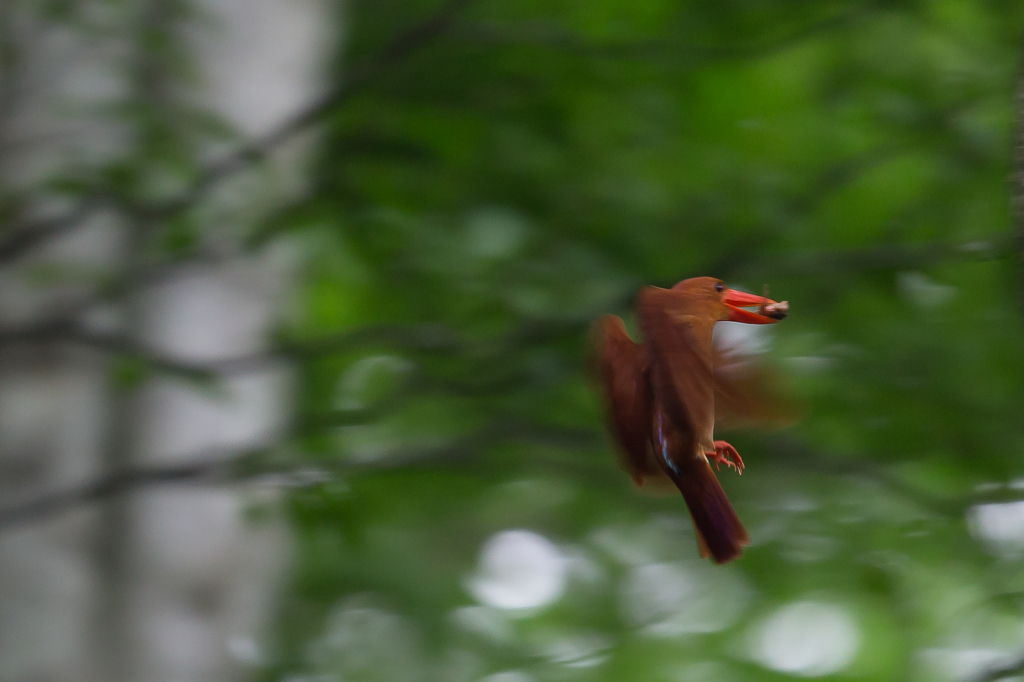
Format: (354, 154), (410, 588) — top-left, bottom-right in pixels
(3, 1), (1024, 681)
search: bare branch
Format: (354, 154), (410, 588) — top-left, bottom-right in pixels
(0, 316), (77, 345)
(0, 447), (262, 529)
(0, 317), (500, 381)
(0, 196), (106, 263)
(0, 418), (600, 530)
(0, 318), (275, 379)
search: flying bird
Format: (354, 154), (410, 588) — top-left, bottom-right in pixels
(594, 277), (789, 564)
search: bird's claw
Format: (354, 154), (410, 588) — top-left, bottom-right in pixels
(707, 440), (744, 475)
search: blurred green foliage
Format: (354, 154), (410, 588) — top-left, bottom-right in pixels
(264, 1), (1024, 680)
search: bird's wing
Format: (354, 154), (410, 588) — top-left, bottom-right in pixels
(593, 314), (660, 486)
(712, 340), (799, 431)
(635, 286), (717, 448)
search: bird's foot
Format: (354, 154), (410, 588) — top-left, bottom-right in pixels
(706, 440), (745, 474)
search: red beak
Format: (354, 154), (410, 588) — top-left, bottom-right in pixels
(723, 289), (786, 324)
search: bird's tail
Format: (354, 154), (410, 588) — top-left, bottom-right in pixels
(666, 455), (749, 564)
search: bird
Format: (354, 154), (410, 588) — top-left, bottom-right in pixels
(594, 277), (789, 564)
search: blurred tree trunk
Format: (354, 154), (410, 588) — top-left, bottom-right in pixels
(0, 1), (331, 681)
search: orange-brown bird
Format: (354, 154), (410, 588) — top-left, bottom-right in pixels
(594, 277), (789, 564)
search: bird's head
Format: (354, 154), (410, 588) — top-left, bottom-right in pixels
(671, 277), (788, 324)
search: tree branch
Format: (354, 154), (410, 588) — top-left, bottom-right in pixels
(453, 4), (864, 62)
(0, 418), (600, 530)
(142, 0), (478, 221)
(0, 318), (279, 381)
(737, 237), (1012, 279)
(0, 0), (479, 264)
(0, 196), (106, 263)
(0, 446), (264, 529)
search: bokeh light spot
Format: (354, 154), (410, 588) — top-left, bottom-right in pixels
(969, 502), (1024, 555)
(751, 601), (859, 677)
(468, 530), (566, 612)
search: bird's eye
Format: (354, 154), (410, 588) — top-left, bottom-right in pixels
(714, 282), (724, 293)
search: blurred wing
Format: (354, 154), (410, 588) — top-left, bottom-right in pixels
(593, 314), (659, 485)
(636, 286), (716, 444)
(712, 340), (799, 430)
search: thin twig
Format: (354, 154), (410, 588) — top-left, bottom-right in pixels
(453, 4), (864, 62)
(739, 237), (1012, 279)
